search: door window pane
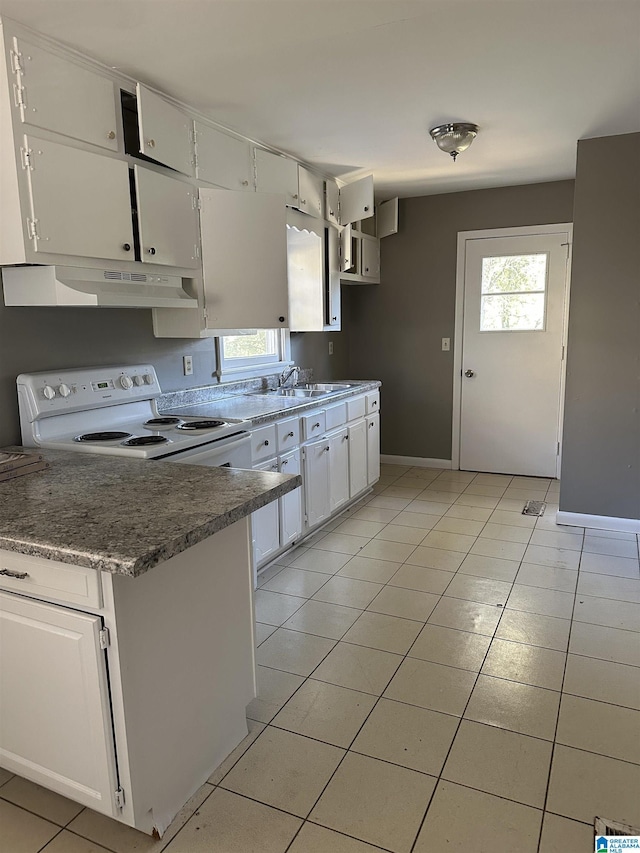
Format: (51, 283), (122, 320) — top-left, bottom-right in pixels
(480, 253), (547, 330)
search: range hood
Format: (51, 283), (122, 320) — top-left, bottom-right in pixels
(1, 266), (198, 309)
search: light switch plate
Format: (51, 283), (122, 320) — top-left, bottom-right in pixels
(328, 342), (334, 355)
(183, 355), (193, 376)
(442, 338), (451, 351)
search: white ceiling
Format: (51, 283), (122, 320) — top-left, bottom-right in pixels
(2, 0), (639, 198)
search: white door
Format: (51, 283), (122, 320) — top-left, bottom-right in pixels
(279, 450), (302, 547)
(367, 413), (380, 485)
(339, 175), (374, 225)
(459, 230), (570, 476)
(24, 136), (134, 261)
(13, 38), (119, 151)
(194, 123), (253, 190)
(303, 438), (331, 529)
(254, 149), (299, 207)
(251, 459), (280, 566)
(328, 428), (349, 513)
(134, 166), (200, 268)
(136, 84), (194, 176)
(0, 591), (119, 816)
(348, 419), (368, 497)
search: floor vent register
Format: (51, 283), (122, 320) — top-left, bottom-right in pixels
(522, 500), (546, 516)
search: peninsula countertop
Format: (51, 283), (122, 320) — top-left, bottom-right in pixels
(0, 448), (300, 577)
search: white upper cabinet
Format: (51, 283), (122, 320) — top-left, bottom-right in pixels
(194, 123), (253, 190)
(339, 174), (374, 225)
(10, 38), (119, 151)
(325, 180), (339, 226)
(135, 84), (194, 177)
(362, 237), (380, 279)
(297, 165), (323, 218)
(377, 197), (399, 238)
(134, 166), (200, 268)
(199, 187), (288, 330)
(254, 148), (299, 207)
(23, 136), (134, 261)
(287, 210), (324, 332)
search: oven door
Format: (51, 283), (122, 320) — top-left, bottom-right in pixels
(166, 432), (252, 469)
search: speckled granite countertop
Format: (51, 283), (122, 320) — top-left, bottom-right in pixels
(0, 448), (300, 577)
(159, 380), (381, 425)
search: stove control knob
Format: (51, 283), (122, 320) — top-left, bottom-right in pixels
(43, 385), (56, 400)
(133, 375), (144, 386)
(119, 374), (134, 390)
(143, 374), (153, 385)
(58, 384), (71, 398)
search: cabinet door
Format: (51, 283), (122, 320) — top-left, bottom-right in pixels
(287, 215), (324, 332)
(302, 439), (331, 529)
(367, 412), (381, 485)
(251, 459), (280, 566)
(362, 238), (380, 280)
(24, 136), (134, 261)
(0, 591), (119, 816)
(134, 166), (200, 268)
(279, 450), (302, 547)
(348, 419), (368, 497)
(200, 187), (288, 329)
(12, 38), (119, 151)
(297, 166), (323, 218)
(377, 198), (399, 238)
(325, 226), (341, 328)
(340, 223), (354, 272)
(195, 123), (253, 190)
(136, 83), (194, 177)
(328, 428), (349, 513)
(339, 175), (374, 225)
(255, 149), (299, 207)
(325, 180), (339, 226)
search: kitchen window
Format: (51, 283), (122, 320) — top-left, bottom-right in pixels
(217, 330), (291, 379)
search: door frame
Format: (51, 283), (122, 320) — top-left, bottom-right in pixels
(452, 223), (573, 476)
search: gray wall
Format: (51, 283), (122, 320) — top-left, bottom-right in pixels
(290, 297), (351, 381)
(559, 133), (640, 520)
(345, 181), (575, 459)
(0, 289), (217, 446)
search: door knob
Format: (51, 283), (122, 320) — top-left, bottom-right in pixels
(465, 369), (475, 378)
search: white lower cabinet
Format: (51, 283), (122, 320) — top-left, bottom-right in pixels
(0, 591), (119, 816)
(348, 418), (368, 497)
(302, 436), (331, 530)
(367, 411), (381, 484)
(251, 458), (281, 569)
(279, 450), (302, 547)
(328, 428), (350, 513)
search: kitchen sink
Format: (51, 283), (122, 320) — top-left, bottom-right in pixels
(259, 383), (352, 398)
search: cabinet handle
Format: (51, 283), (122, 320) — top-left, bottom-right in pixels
(314, 422), (320, 428)
(329, 210), (335, 217)
(148, 247), (156, 255)
(287, 431), (294, 438)
(364, 205), (370, 212)
(300, 198), (306, 205)
(123, 243), (131, 251)
(324, 446), (330, 452)
(0, 568), (29, 580)
(107, 131), (116, 140)
(147, 139), (156, 148)
(293, 193), (298, 200)
(344, 435), (349, 441)
(278, 316), (285, 323)
(332, 316), (337, 322)
(242, 180), (249, 186)
(369, 422), (374, 428)
(365, 267), (369, 273)
(372, 400), (377, 406)
(264, 439), (269, 446)
(282, 459), (288, 466)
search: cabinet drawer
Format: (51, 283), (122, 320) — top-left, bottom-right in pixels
(324, 402), (347, 431)
(0, 550), (101, 608)
(346, 396), (366, 422)
(366, 391), (380, 414)
(301, 410), (326, 440)
(276, 417), (301, 453)
(250, 424), (277, 463)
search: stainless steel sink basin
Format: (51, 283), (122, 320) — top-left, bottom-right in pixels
(258, 382), (352, 398)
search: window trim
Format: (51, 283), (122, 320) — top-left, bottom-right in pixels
(216, 329), (292, 381)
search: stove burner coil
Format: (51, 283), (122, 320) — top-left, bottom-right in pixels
(75, 431), (132, 442)
(176, 419), (226, 431)
(122, 435), (169, 446)
(144, 417), (182, 426)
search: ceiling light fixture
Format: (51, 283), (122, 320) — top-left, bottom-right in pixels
(429, 122), (479, 162)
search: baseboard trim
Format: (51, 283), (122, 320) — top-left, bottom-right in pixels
(380, 455), (452, 469)
(556, 510), (640, 534)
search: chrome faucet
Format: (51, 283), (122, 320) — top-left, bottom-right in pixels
(278, 365), (300, 388)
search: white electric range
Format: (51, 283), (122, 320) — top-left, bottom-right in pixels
(17, 365), (252, 468)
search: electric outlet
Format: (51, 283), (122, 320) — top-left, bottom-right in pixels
(183, 355), (193, 376)
(328, 341), (334, 355)
(442, 337), (451, 352)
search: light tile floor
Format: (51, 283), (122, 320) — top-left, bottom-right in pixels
(2, 465), (640, 852)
